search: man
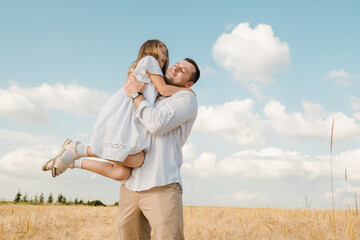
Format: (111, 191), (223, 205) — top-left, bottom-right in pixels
(120, 58), (200, 239)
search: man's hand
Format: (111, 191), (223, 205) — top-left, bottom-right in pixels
(124, 73), (146, 97)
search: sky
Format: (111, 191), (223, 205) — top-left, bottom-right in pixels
(1, 0), (360, 208)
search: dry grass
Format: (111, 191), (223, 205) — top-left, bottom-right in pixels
(1, 204), (360, 239)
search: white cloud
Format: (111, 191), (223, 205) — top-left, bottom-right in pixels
(194, 98), (360, 146)
(194, 99), (268, 145)
(218, 148), (303, 179)
(213, 189), (264, 205)
(213, 22), (290, 84)
(199, 65), (217, 76)
(182, 144), (360, 181)
(0, 129), (58, 145)
(0, 88), (47, 123)
(183, 147), (304, 180)
(324, 184), (360, 201)
(0, 146), (54, 177)
(182, 142), (199, 162)
(264, 100), (360, 141)
(0, 130), (76, 178)
(233, 189), (260, 201)
(0, 82), (111, 123)
(327, 70), (352, 78)
(326, 70), (353, 86)
(348, 95), (360, 112)
(225, 23), (235, 31)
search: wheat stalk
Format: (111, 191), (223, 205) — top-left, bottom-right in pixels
(355, 193), (359, 216)
(330, 117), (336, 239)
(345, 168), (349, 210)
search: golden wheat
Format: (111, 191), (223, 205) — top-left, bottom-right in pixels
(1, 204), (360, 239)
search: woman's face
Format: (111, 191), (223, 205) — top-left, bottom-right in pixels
(157, 46), (168, 69)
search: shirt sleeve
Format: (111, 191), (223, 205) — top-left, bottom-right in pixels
(133, 56), (163, 83)
(135, 91), (198, 135)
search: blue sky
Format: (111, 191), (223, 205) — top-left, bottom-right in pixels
(1, 0), (360, 208)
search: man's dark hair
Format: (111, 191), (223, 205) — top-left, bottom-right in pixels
(184, 58), (200, 84)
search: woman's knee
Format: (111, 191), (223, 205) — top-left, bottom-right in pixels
(123, 152), (144, 168)
(112, 164), (131, 181)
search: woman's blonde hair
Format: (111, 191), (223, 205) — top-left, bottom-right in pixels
(131, 39), (169, 76)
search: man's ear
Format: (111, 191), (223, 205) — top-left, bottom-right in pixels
(185, 81), (194, 88)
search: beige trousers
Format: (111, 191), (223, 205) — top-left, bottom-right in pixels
(117, 183), (184, 240)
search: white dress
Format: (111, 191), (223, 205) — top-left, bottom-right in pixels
(91, 56), (162, 162)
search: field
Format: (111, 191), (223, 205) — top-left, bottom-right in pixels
(0, 204), (359, 239)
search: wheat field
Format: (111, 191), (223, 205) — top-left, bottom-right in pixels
(0, 204), (359, 239)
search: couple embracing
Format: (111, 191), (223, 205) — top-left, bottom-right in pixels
(43, 39), (200, 239)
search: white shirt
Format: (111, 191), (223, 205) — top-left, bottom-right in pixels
(124, 90), (198, 191)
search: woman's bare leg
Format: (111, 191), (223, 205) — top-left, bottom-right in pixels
(87, 146), (144, 168)
(81, 159), (131, 181)
(78, 146), (145, 181)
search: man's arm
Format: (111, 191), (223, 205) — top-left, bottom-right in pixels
(124, 74), (198, 135)
(136, 92), (197, 135)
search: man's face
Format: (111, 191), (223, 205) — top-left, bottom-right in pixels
(165, 60), (196, 87)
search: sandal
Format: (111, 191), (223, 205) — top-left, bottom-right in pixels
(51, 139), (78, 178)
(42, 158), (54, 171)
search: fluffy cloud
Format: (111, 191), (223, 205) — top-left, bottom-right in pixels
(193, 99), (268, 145)
(326, 70), (354, 86)
(264, 100), (360, 141)
(0, 82), (111, 123)
(327, 70), (352, 78)
(194, 99), (360, 145)
(0, 129), (58, 145)
(213, 22), (290, 84)
(232, 189), (261, 201)
(182, 144), (360, 181)
(213, 189), (264, 205)
(183, 147), (303, 180)
(348, 95), (360, 112)
(0, 146), (55, 178)
(199, 65), (217, 76)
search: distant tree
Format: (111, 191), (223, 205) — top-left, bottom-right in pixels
(57, 194), (67, 204)
(114, 202), (119, 206)
(22, 193), (28, 202)
(34, 193), (39, 203)
(47, 193), (53, 203)
(87, 200), (105, 206)
(79, 199), (84, 205)
(39, 193), (44, 204)
(14, 190), (22, 203)
(57, 194), (63, 203)
(74, 198), (79, 205)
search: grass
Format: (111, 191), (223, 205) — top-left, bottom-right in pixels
(1, 204), (360, 239)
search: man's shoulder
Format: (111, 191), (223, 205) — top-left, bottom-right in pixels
(158, 90), (197, 111)
(171, 90), (197, 99)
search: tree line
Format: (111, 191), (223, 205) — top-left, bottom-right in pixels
(12, 190), (111, 206)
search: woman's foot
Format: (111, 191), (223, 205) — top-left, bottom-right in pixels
(42, 158), (54, 171)
(51, 139), (80, 177)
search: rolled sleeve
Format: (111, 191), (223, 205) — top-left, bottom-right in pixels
(135, 91), (197, 135)
(135, 100), (151, 118)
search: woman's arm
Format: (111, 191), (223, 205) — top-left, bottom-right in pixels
(146, 70), (192, 96)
